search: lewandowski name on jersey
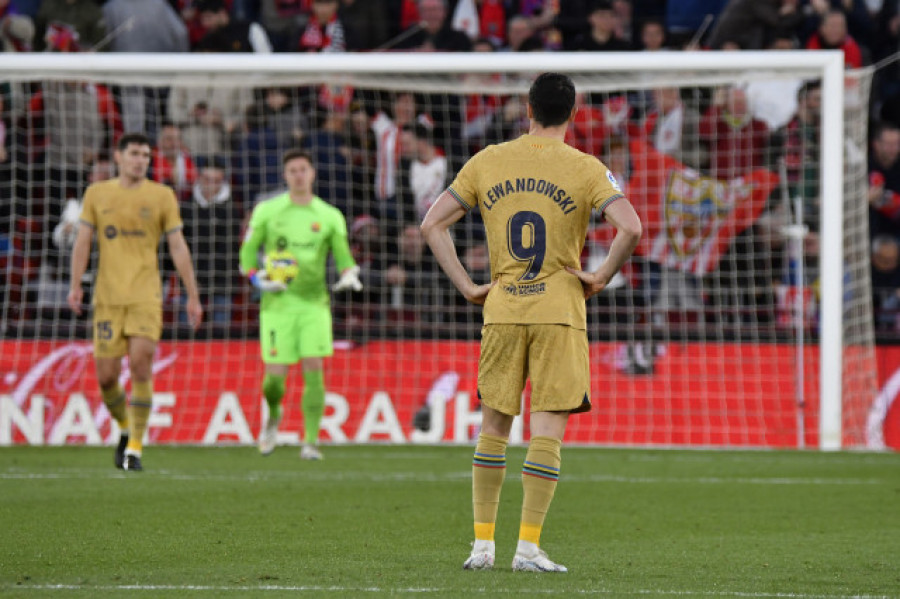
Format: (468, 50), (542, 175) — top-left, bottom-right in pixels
(483, 177), (577, 215)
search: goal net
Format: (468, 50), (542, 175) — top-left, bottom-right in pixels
(0, 52), (880, 449)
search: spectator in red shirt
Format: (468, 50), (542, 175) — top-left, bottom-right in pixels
(565, 93), (608, 157)
(295, 0), (345, 52)
(868, 122), (900, 238)
(634, 87), (707, 170)
(805, 8), (865, 68)
(176, 0), (232, 47)
(699, 86), (770, 180)
(478, 0), (506, 47)
(151, 121), (196, 196)
(394, 0), (472, 52)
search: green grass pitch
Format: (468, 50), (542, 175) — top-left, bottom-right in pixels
(1, 445), (898, 598)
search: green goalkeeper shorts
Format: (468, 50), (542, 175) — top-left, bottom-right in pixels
(260, 304), (333, 364)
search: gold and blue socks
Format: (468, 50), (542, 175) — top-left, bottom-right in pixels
(472, 433), (508, 544)
(100, 383), (129, 431)
(519, 435), (561, 549)
(125, 380), (153, 456)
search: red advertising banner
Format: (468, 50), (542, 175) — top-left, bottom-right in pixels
(1, 340), (897, 449)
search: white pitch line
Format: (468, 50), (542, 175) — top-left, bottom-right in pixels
(0, 469), (884, 486)
(568, 474), (883, 486)
(0, 470), (470, 483)
(2, 583), (895, 598)
(594, 452), (900, 467)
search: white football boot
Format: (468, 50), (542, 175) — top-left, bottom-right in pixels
(258, 413), (282, 456)
(511, 545), (567, 573)
(462, 540), (495, 570)
(299, 444), (323, 460)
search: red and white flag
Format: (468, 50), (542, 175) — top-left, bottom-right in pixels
(606, 140), (779, 275)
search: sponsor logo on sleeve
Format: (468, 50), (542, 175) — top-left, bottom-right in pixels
(607, 171), (622, 191)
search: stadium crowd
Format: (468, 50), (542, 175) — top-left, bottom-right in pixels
(1, 0), (900, 347)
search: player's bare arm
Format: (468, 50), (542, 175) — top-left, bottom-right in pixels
(421, 190), (495, 305)
(566, 197), (642, 299)
(167, 229), (204, 328)
(67, 223), (94, 315)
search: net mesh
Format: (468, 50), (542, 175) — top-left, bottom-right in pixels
(0, 57), (878, 448)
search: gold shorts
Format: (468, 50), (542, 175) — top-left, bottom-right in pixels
(478, 324), (591, 416)
(92, 303), (162, 358)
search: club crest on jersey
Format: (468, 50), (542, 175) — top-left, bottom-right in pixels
(139, 206), (152, 221)
(311, 222), (321, 233)
(663, 171), (731, 259)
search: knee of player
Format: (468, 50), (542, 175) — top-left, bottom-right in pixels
(97, 374), (120, 390)
(128, 360), (154, 381)
(301, 357), (324, 372)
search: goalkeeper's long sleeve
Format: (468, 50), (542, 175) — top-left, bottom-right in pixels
(238, 216), (266, 275)
(329, 226), (356, 274)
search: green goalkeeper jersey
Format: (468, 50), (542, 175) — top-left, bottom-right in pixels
(239, 194), (356, 313)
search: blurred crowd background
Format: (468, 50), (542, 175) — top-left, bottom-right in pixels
(1, 0), (899, 357)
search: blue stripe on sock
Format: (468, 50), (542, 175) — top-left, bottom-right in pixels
(522, 461), (559, 480)
(473, 451), (506, 468)
(474, 452), (505, 460)
(523, 460), (559, 473)
(522, 469), (558, 481)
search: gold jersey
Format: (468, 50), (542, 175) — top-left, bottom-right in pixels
(448, 134), (624, 329)
(79, 178), (183, 306)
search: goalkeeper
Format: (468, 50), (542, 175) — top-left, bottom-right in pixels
(239, 149), (361, 460)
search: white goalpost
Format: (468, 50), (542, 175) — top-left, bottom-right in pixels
(0, 51), (876, 450)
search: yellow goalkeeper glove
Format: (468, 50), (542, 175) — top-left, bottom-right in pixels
(248, 269), (287, 293)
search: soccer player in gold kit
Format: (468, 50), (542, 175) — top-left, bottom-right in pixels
(68, 133), (203, 471)
(421, 73), (642, 572)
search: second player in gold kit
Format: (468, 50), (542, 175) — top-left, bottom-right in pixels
(80, 177), (183, 355)
(69, 133), (202, 472)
